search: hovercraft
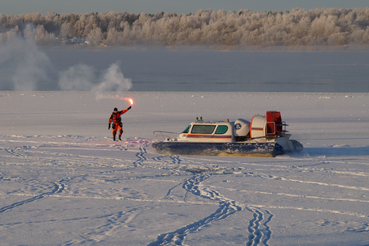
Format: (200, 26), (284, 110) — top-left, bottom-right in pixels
(152, 111), (303, 157)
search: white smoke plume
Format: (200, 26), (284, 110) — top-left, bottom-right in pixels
(58, 64), (95, 91)
(94, 63), (133, 101)
(0, 35), (133, 92)
(94, 62), (132, 92)
(0, 29), (52, 91)
(57, 61), (132, 100)
(12, 41), (50, 91)
(0, 25), (132, 93)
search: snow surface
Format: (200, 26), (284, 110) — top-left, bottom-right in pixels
(1, 91), (369, 245)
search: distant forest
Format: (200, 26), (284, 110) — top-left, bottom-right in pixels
(1, 8), (369, 47)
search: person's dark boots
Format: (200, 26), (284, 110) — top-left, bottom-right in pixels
(119, 130), (123, 141)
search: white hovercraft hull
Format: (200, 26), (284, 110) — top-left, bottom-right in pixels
(152, 141), (283, 157)
(152, 138), (302, 157)
(152, 111), (303, 157)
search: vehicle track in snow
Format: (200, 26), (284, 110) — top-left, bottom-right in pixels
(245, 208), (273, 246)
(64, 209), (141, 245)
(148, 174), (243, 245)
(133, 146), (147, 167)
(1, 146), (36, 158)
(242, 171), (369, 192)
(0, 180), (65, 214)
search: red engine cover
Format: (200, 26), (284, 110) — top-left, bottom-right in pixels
(266, 111), (282, 136)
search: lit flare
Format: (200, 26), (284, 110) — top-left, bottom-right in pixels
(122, 97), (134, 106)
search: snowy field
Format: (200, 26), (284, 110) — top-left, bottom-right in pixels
(1, 91), (369, 245)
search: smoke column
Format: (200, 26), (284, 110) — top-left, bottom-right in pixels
(94, 63), (132, 92)
(58, 62), (132, 95)
(93, 62), (133, 102)
(58, 64), (95, 91)
(0, 33), (53, 91)
(1, 27), (132, 94)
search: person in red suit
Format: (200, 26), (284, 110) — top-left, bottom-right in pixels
(108, 106), (132, 141)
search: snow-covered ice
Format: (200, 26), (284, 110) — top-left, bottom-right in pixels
(0, 91), (369, 245)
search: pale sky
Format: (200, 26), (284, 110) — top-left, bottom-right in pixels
(2, 0), (369, 15)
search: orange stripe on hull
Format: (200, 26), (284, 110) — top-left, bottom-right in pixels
(251, 127), (264, 131)
(183, 134), (232, 139)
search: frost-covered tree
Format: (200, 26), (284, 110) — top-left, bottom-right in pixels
(0, 8), (369, 47)
(60, 22), (74, 38)
(86, 27), (102, 45)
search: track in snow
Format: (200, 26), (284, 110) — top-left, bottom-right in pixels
(245, 208), (273, 246)
(0, 181), (65, 214)
(149, 174), (240, 245)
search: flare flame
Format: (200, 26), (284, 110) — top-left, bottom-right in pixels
(122, 97), (134, 105)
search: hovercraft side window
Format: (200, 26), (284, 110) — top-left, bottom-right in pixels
(191, 125), (216, 134)
(215, 125), (228, 134)
(182, 125), (191, 133)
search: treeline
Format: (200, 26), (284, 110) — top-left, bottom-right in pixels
(1, 8), (369, 47)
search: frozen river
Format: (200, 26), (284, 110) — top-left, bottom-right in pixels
(46, 48), (369, 92)
(1, 44), (368, 92)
